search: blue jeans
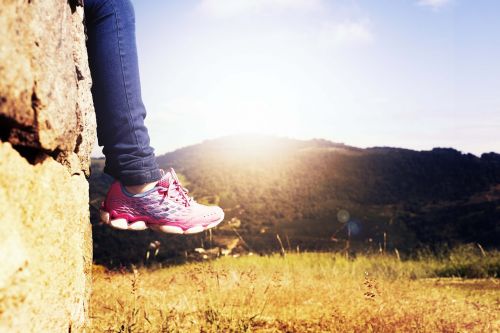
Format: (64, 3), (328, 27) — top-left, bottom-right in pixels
(84, 0), (161, 185)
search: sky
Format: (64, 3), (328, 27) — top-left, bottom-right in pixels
(95, 0), (500, 156)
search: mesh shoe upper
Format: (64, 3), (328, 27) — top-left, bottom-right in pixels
(103, 168), (224, 230)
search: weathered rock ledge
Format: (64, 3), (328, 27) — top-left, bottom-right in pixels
(0, 0), (95, 332)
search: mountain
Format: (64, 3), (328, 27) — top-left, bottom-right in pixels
(89, 135), (500, 266)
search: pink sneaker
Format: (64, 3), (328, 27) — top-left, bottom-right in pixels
(99, 168), (224, 234)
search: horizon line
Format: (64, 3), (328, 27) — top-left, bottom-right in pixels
(91, 133), (499, 159)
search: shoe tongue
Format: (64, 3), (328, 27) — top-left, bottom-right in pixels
(157, 169), (174, 188)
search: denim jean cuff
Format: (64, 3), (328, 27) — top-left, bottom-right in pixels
(117, 168), (162, 186)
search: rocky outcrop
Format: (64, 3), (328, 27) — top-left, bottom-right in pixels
(0, 0), (95, 175)
(0, 0), (95, 332)
(0, 142), (93, 332)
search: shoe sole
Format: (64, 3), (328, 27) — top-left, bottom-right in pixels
(99, 209), (223, 235)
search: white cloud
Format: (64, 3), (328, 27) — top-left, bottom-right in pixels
(196, 0), (374, 48)
(417, 0), (452, 11)
(197, 0), (322, 18)
(317, 20), (374, 48)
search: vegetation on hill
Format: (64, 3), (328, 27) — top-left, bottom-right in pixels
(89, 135), (500, 266)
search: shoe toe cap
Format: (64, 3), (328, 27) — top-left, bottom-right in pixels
(205, 205), (224, 221)
(189, 205), (224, 225)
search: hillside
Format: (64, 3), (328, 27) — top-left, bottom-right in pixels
(90, 135), (500, 266)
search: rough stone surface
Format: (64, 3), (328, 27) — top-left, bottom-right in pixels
(0, 142), (93, 333)
(0, 0), (95, 332)
(0, 0), (95, 175)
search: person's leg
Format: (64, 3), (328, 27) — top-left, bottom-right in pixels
(84, 0), (225, 234)
(84, 0), (161, 187)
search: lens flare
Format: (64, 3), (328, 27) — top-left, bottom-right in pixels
(347, 220), (361, 235)
(337, 209), (350, 224)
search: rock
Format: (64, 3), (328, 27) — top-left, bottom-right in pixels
(0, 0), (94, 332)
(0, 142), (92, 332)
(0, 0), (95, 175)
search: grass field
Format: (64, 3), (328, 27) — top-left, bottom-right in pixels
(91, 252), (500, 333)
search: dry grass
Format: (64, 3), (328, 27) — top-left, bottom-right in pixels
(91, 253), (500, 332)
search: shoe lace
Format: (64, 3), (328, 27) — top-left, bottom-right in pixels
(158, 168), (193, 207)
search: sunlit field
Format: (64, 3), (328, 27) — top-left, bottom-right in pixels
(91, 251), (499, 333)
